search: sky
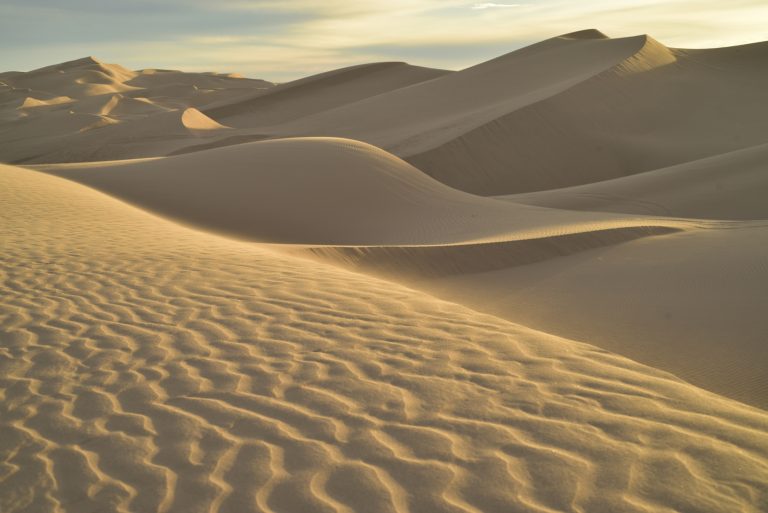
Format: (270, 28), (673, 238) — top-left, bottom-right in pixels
(1, 0), (767, 81)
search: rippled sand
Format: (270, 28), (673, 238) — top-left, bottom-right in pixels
(2, 165), (767, 513)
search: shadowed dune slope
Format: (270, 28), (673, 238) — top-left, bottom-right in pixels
(205, 62), (450, 128)
(263, 32), (649, 155)
(2, 163), (768, 513)
(34, 137), (694, 246)
(500, 141), (768, 220)
(406, 38), (768, 194)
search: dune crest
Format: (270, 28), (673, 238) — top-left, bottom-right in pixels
(18, 96), (73, 109)
(612, 35), (677, 74)
(180, 107), (230, 132)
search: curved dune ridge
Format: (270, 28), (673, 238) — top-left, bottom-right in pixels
(198, 30), (766, 196)
(2, 164), (768, 513)
(34, 137), (694, 246)
(18, 96), (73, 109)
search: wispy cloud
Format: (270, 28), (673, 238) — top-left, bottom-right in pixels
(2, 0), (768, 80)
(472, 2), (520, 9)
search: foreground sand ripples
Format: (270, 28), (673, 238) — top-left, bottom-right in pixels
(2, 164), (767, 512)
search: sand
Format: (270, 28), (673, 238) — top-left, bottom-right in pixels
(2, 30), (768, 512)
(3, 164), (768, 513)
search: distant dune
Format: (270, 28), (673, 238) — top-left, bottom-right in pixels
(2, 29), (768, 513)
(205, 62), (450, 128)
(0, 56), (271, 163)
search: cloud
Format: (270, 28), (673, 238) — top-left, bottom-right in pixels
(471, 2), (520, 9)
(2, 0), (768, 81)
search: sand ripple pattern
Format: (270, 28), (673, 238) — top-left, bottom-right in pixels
(2, 164), (768, 513)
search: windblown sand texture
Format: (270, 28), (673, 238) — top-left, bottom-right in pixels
(2, 30), (768, 513)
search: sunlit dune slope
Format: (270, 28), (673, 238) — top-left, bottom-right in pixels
(2, 163), (767, 513)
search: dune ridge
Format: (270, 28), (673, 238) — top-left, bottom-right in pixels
(2, 164), (767, 513)
(300, 226), (678, 278)
(205, 62), (451, 128)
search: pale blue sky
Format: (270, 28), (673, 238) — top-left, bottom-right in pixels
(1, 0), (767, 81)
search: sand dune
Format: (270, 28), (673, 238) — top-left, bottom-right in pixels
(33, 137), (694, 246)
(2, 164), (767, 513)
(1, 57), (140, 98)
(501, 141), (768, 219)
(6, 31), (766, 190)
(206, 62), (450, 128)
(257, 31), (649, 154)
(0, 57), (272, 164)
(406, 37), (768, 194)
(30, 137), (767, 409)
(2, 107), (231, 164)
(205, 31), (768, 196)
